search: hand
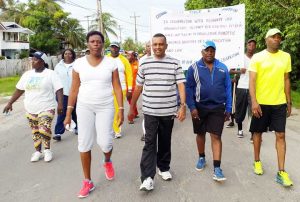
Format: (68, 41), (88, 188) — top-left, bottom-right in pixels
(3, 103), (12, 114)
(252, 101), (262, 118)
(63, 115), (71, 129)
(224, 112), (231, 122)
(240, 68), (246, 74)
(117, 110), (124, 127)
(177, 106), (186, 122)
(57, 104), (64, 115)
(191, 109), (199, 120)
(127, 107), (134, 122)
(126, 91), (132, 101)
(287, 103), (292, 117)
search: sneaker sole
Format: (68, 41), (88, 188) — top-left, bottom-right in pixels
(139, 186), (154, 191)
(195, 166), (205, 171)
(276, 179), (293, 187)
(213, 176), (227, 181)
(78, 187), (95, 198)
(237, 135), (244, 138)
(105, 173), (114, 181)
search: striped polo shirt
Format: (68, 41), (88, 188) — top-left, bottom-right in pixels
(136, 55), (186, 116)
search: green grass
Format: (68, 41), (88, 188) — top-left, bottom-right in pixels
(292, 90), (300, 109)
(0, 76), (20, 96)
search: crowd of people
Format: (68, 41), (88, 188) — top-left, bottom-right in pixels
(2, 27), (294, 198)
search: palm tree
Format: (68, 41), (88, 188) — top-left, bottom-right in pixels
(62, 18), (86, 49)
(90, 12), (118, 40)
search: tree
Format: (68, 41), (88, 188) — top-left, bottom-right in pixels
(184, 0), (300, 89)
(90, 12), (118, 43)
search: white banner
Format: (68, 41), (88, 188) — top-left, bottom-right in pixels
(150, 4), (245, 70)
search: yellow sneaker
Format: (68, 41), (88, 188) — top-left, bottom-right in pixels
(276, 171), (293, 187)
(253, 161), (263, 175)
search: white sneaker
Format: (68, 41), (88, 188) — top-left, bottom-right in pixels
(114, 133), (122, 139)
(44, 149), (53, 162)
(139, 177), (154, 191)
(237, 130), (244, 138)
(158, 170), (172, 181)
(31, 151), (43, 162)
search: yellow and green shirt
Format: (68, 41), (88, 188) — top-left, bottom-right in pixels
(249, 49), (291, 105)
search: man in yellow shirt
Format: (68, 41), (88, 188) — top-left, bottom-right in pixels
(108, 42), (133, 138)
(249, 28), (293, 187)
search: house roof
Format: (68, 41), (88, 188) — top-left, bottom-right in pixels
(0, 21), (34, 34)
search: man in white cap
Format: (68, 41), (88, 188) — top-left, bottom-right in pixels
(186, 40), (232, 182)
(249, 28), (293, 186)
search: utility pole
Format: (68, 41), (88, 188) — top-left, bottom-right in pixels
(96, 0), (103, 33)
(130, 12), (140, 43)
(118, 25), (122, 43)
(85, 15), (90, 32)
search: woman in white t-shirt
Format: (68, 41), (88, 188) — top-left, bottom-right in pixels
(64, 31), (124, 198)
(3, 51), (64, 162)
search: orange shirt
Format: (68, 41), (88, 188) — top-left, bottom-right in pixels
(130, 60), (139, 89)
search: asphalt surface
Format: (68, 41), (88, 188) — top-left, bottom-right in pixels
(0, 97), (300, 202)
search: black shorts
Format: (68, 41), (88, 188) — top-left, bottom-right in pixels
(192, 106), (225, 136)
(250, 104), (287, 133)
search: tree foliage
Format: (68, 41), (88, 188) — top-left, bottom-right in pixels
(184, 0), (300, 89)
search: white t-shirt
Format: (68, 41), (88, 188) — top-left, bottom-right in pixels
(16, 68), (63, 114)
(139, 54), (150, 66)
(110, 57), (126, 90)
(237, 54), (251, 89)
(73, 56), (117, 106)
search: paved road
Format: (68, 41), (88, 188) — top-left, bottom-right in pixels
(0, 97), (300, 202)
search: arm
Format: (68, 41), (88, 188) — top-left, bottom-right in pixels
(56, 88), (64, 115)
(284, 73), (292, 117)
(128, 85), (143, 119)
(224, 68), (232, 121)
(177, 82), (186, 122)
(123, 57), (133, 99)
(249, 71), (262, 118)
(64, 70), (80, 126)
(3, 89), (24, 113)
(186, 66), (199, 119)
(112, 69), (124, 127)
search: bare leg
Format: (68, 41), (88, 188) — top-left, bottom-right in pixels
(275, 132), (286, 171)
(104, 149), (112, 162)
(210, 133), (222, 161)
(196, 134), (206, 154)
(253, 132), (262, 161)
(80, 151), (91, 180)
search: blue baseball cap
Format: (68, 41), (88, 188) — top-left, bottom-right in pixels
(202, 40), (216, 50)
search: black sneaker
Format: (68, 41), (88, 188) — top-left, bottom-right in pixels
(141, 134), (145, 141)
(226, 122), (234, 128)
(53, 135), (61, 141)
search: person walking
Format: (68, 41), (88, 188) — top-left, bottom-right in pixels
(249, 28), (293, 187)
(107, 42), (133, 138)
(128, 33), (186, 191)
(126, 50), (139, 124)
(232, 39), (256, 138)
(3, 51), (64, 162)
(53, 48), (78, 141)
(64, 31), (124, 198)
(186, 40), (232, 181)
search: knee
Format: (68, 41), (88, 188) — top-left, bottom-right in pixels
(211, 134), (221, 142)
(98, 139), (113, 153)
(276, 133), (285, 141)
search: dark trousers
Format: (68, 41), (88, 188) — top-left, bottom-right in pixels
(140, 114), (174, 182)
(235, 88), (251, 124)
(54, 95), (77, 135)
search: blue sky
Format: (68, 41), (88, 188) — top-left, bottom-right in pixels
(18, 0), (187, 43)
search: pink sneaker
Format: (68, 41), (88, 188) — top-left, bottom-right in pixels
(77, 180), (95, 198)
(103, 161), (115, 180)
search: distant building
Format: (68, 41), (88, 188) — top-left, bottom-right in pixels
(0, 22), (34, 59)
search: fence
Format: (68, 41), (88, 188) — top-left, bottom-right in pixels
(0, 56), (60, 78)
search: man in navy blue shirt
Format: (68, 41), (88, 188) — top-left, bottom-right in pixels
(186, 40), (232, 181)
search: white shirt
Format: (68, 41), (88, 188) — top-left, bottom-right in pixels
(237, 54), (251, 89)
(139, 54), (151, 66)
(16, 68), (63, 114)
(54, 60), (74, 96)
(73, 56), (117, 105)
(110, 57), (126, 90)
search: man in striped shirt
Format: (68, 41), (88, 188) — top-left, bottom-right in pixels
(128, 33), (186, 191)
